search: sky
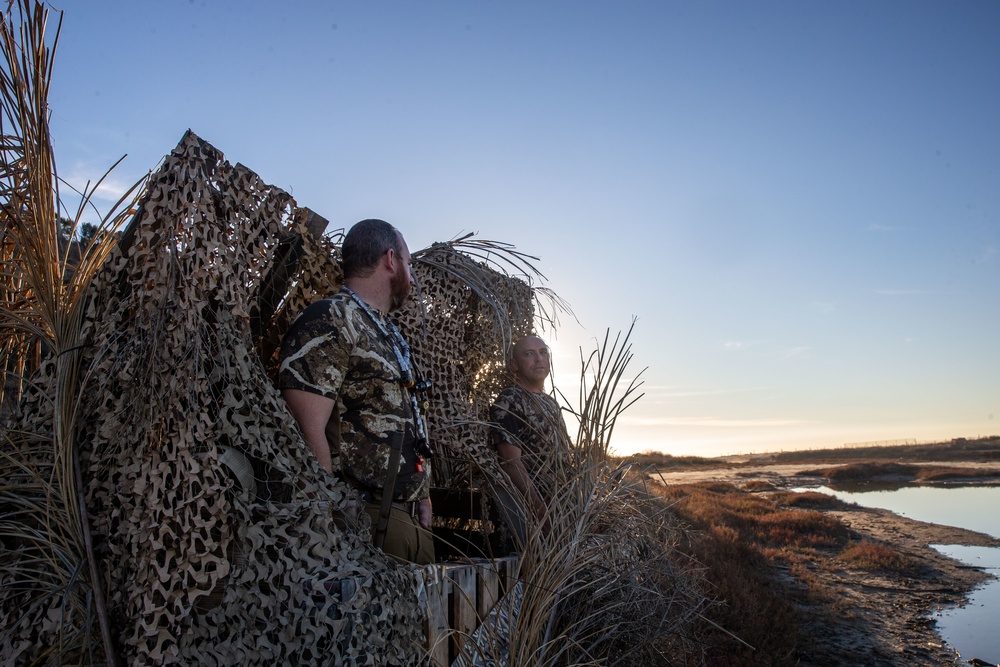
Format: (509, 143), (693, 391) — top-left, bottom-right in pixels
(40, 0), (999, 457)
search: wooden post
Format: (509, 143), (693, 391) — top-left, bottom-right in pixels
(474, 559), (500, 619)
(448, 565), (478, 659)
(424, 568), (452, 667)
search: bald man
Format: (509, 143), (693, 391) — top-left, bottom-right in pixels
(489, 335), (571, 526)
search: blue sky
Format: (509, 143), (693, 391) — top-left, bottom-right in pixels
(46, 1), (998, 456)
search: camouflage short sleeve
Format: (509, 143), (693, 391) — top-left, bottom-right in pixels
(277, 298), (354, 399)
(490, 385), (570, 498)
(278, 294), (430, 501)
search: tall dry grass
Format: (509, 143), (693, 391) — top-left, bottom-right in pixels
(0, 2), (143, 664)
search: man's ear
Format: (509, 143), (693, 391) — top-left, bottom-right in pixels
(383, 247), (398, 272)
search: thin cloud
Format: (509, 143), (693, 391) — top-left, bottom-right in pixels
(723, 339), (765, 351)
(975, 246), (997, 264)
(873, 288), (940, 296)
(621, 415), (809, 428)
(644, 385), (763, 399)
(61, 166), (141, 207)
(777, 346), (811, 360)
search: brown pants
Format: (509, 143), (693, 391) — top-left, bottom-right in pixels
(363, 502), (436, 565)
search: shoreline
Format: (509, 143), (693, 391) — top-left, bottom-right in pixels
(800, 504), (998, 665)
(652, 462), (1000, 666)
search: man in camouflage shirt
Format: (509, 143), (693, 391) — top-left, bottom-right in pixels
(278, 219), (434, 564)
(490, 335), (571, 530)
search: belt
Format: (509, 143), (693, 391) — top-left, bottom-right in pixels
(360, 489), (420, 518)
(389, 500), (420, 519)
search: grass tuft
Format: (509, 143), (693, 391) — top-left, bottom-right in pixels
(798, 460), (1000, 485)
(740, 479), (777, 492)
(771, 490), (848, 510)
(915, 466), (1000, 482)
(800, 461), (916, 482)
(839, 540), (917, 573)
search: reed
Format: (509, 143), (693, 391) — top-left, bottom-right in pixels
(0, 2), (143, 663)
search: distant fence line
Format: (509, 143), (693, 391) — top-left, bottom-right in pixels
(840, 439), (919, 449)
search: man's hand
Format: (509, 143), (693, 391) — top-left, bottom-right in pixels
(418, 497), (433, 529)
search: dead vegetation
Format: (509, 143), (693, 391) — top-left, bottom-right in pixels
(771, 436), (1000, 465)
(648, 480), (927, 665)
(838, 540), (918, 573)
(796, 460), (1000, 484)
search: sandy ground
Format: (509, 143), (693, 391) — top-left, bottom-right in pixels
(652, 462), (1000, 666)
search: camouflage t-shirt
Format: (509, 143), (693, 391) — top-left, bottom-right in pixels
(490, 385), (571, 501)
(277, 293), (430, 501)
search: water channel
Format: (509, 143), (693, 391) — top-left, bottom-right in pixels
(811, 484), (1000, 664)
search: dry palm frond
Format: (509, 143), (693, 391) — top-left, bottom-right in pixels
(0, 2), (144, 664)
(412, 233), (573, 348)
(0, 428), (96, 665)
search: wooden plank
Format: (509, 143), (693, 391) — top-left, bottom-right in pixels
(474, 560), (500, 619)
(299, 208), (330, 237)
(498, 556), (519, 594)
(424, 568), (452, 667)
(448, 565), (478, 662)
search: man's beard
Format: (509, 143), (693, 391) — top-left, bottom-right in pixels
(389, 265), (411, 311)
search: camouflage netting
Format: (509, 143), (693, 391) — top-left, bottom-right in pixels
(397, 251), (535, 487)
(1, 130), (542, 665)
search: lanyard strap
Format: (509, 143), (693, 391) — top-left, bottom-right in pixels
(341, 286), (430, 455)
(342, 286), (415, 387)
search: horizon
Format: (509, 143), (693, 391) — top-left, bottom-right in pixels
(44, 1), (999, 458)
(611, 434), (1000, 460)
